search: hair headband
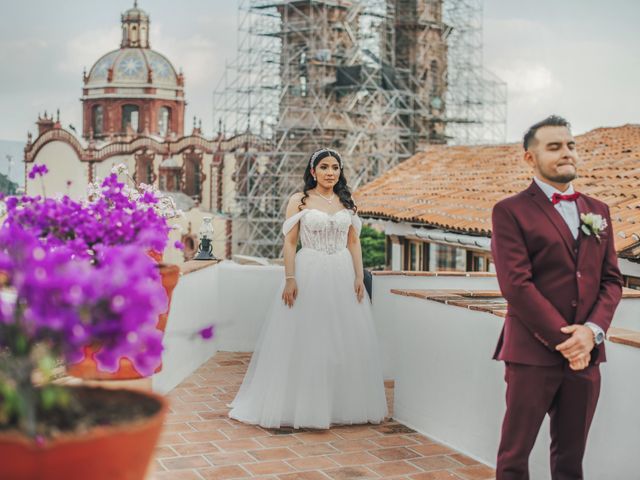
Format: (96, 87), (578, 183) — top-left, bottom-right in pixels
(310, 148), (342, 169)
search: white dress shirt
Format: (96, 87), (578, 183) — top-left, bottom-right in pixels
(533, 176), (579, 239)
(532, 177), (604, 341)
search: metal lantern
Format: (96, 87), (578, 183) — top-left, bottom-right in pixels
(194, 217), (216, 261)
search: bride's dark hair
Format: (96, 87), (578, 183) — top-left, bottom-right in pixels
(299, 149), (357, 212)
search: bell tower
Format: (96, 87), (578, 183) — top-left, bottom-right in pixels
(121, 0), (150, 48)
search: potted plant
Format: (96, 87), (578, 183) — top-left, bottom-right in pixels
(8, 164), (184, 380)
(0, 225), (169, 479)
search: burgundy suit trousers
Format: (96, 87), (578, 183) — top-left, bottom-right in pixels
(496, 362), (600, 480)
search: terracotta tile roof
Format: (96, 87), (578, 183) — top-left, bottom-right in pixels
(356, 124), (640, 256)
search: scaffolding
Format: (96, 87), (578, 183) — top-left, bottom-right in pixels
(443, 0), (507, 144)
(214, 0), (506, 258)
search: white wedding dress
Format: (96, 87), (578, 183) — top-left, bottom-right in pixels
(228, 208), (388, 429)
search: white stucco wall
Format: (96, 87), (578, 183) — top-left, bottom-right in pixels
(153, 261), (283, 393)
(375, 286), (640, 480)
(371, 273), (500, 380)
(26, 141), (88, 199)
(94, 154), (137, 183)
(153, 264), (219, 394)
(222, 152), (239, 216)
(201, 152), (214, 211)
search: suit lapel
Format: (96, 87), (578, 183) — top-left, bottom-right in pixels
(575, 195), (591, 265)
(527, 181), (577, 261)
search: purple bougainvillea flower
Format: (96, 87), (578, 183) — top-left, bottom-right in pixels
(27, 164), (49, 180)
(174, 241), (185, 250)
(2, 174), (171, 258)
(0, 229), (167, 375)
(198, 325), (215, 340)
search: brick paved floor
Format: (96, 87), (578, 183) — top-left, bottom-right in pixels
(149, 351), (496, 480)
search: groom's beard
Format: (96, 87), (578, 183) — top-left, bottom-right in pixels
(541, 171), (577, 184)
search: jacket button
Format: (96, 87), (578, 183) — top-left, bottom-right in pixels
(571, 300), (578, 307)
(576, 271), (582, 278)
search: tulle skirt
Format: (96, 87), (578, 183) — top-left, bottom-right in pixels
(228, 247), (388, 429)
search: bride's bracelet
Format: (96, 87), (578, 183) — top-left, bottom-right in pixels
(285, 275), (295, 280)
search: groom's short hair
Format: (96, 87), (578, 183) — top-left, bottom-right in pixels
(523, 115), (571, 150)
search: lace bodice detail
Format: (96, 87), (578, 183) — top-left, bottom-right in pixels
(282, 209), (362, 255)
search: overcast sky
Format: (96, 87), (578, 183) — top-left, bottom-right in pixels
(0, 0), (638, 144)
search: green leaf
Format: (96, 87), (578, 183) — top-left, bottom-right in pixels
(15, 334), (28, 355)
(40, 386), (58, 411)
(0, 381), (20, 425)
(37, 354), (57, 381)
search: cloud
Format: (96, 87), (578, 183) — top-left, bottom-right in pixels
(58, 26), (120, 74)
(151, 20), (238, 134)
(0, 38), (48, 60)
(483, 10), (640, 140)
(491, 62), (561, 98)
(152, 23), (233, 88)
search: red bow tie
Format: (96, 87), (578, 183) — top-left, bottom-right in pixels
(551, 192), (581, 205)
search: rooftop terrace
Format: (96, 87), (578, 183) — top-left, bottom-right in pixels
(97, 260), (640, 479)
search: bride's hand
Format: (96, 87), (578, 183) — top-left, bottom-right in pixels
(282, 278), (298, 308)
(354, 278), (365, 303)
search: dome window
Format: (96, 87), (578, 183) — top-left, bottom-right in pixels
(158, 106), (171, 136)
(122, 104), (140, 133)
(92, 105), (104, 136)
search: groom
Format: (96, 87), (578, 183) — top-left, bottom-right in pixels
(491, 115), (623, 479)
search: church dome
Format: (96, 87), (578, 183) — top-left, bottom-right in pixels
(80, 2), (186, 140)
(86, 48), (179, 88)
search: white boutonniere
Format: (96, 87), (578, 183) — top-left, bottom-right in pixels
(580, 212), (608, 243)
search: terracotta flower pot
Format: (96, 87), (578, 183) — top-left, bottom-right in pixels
(0, 386), (167, 480)
(147, 249), (164, 263)
(67, 263), (181, 380)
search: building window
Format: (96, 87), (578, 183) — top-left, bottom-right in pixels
(122, 104), (140, 132)
(183, 151), (204, 201)
(467, 250), (492, 272)
(430, 60), (439, 95)
(92, 105), (104, 136)
(436, 244), (462, 271)
(422, 242), (430, 271)
(173, 171), (181, 191)
(298, 49), (308, 97)
(135, 158), (154, 185)
(158, 106), (171, 136)
(194, 162), (201, 196)
(406, 241), (425, 271)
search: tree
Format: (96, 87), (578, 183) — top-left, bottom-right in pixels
(360, 225), (385, 269)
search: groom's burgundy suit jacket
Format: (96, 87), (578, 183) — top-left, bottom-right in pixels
(491, 181), (623, 366)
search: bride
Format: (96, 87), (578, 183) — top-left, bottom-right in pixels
(228, 148), (388, 429)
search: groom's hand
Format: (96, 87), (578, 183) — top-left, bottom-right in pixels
(568, 352), (591, 371)
(556, 325), (595, 365)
